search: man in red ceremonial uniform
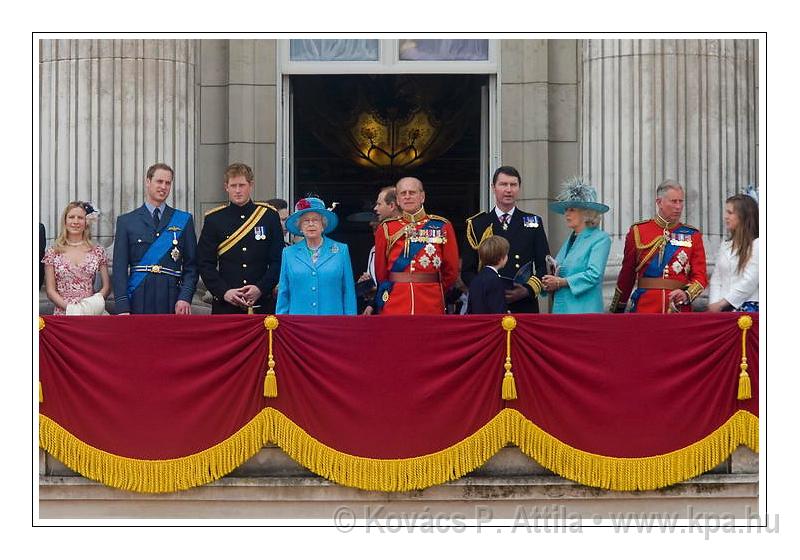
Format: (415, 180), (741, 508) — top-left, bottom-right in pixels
(374, 177), (459, 314)
(611, 179), (708, 313)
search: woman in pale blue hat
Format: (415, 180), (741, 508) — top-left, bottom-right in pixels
(276, 197), (357, 315)
(541, 178), (611, 313)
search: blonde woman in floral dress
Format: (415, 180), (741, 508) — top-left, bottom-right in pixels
(43, 202), (110, 315)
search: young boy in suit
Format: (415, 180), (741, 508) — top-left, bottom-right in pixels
(467, 235), (510, 314)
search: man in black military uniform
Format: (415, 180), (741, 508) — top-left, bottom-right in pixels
(197, 163), (283, 314)
(462, 165), (550, 313)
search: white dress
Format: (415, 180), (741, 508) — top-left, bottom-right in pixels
(708, 238), (759, 309)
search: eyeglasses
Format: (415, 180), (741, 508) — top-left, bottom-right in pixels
(300, 218), (322, 225)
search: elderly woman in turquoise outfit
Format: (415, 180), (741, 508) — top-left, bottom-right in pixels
(541, 178), (611, 313)
(276, 197), (357, 315)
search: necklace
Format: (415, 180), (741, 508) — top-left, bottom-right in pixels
(66, 240), (85, 247)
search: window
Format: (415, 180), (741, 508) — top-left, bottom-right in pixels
(398, 39), (489, 61)
(289, 39), (379, 61)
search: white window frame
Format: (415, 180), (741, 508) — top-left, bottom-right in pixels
(276, 39), (501, 209)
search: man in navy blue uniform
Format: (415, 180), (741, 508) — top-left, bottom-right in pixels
(462, 165), (550, 313)
(197, 163), (284, 314)
(112, 163), (198, 314)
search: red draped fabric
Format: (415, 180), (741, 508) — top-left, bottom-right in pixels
(38, 313), (758, 492)
(509, 314), (757, 457)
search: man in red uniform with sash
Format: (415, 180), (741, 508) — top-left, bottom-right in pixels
(374, 177), (459, 315)
(611, 180), (708, 313)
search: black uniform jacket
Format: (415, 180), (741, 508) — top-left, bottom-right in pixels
(197, 200), (283, 314)
(461, 208), (550, 313)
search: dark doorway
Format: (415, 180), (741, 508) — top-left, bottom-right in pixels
(291, 74), (487, 280)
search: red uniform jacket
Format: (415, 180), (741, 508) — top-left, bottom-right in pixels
(611, 215), (708, 313)
(374, 208), (459, 315)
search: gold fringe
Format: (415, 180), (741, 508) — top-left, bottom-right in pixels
(509, 409), (759, 491)
(39, 407), (759, 494)
(39, 382), (43, 403)
(268, 408), (509, 492)
(39, 412), (271, 494)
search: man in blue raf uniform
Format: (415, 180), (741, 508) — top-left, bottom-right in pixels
(112, 163), (198, 314)
(197, 163), (284, 314)
(462, 165), (550, 313)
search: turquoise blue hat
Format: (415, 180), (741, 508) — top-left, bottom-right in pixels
(286, 197), (339, 236)
(549, 177), (610, 215)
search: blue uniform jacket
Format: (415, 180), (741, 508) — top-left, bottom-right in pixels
(276, 237), (356, 315)
(550, 227), (611, 314)
(112, 204), (198, 314)
(467, 266), (507, 314)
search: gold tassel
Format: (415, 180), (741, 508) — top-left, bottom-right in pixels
(264, 372), (277, 398)
(502, 374), (517, 401)
(737, 373), (752, 401)
(501, 315), (518, 401)
(263, 315), (279, 398)
(737, 315), (754, 401)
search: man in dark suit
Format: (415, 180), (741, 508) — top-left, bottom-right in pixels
(197, 163), (284, 314)
(112, 163), (198, 314)
(462, 165), (550, 313)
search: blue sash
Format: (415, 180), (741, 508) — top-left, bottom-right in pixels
(375, 219), (444, 311)
(127, 209), (191, 299)
(642, 225), (694, 278)
(632, 225), (696, 312)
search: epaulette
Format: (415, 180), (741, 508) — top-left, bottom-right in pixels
(380, 216), (403, 224)
(204, 204), (227, 217)
(632, 218), (651, 226)
(466, 211), (487, 223)
(255, 201), (278, 212)
(427, 213), (450, 224)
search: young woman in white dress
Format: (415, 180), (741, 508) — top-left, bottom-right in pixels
(707, 193), (759, 313)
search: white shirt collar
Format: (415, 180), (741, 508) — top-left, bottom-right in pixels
(494, 207), (516, 220)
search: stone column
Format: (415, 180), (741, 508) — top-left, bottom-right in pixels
(580, 39), (758, 300)
(196, 39), (278, 227)
(39, 39), (197, 247)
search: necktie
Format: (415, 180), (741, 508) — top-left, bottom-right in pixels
(153, 207), (161, 229)
(500, 213), (510, 230)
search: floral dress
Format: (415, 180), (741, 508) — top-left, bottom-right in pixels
(42, 245), (108, 315)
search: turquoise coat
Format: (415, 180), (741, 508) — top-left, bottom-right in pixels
(276, 237), (357, 315)
(550, 227), (611, 314)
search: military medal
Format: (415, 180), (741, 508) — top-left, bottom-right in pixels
(254, 226), (266, 240)
(523, 216), (539, 228)
(167, 226), (182, 262)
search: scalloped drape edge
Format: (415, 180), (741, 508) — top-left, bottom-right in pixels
(509, 409), (759, 491)
(39, 408), (758, 494)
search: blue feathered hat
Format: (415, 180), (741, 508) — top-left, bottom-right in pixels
(549, 177), (610, 215)
(286, 197), (339, 236)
